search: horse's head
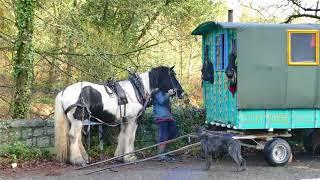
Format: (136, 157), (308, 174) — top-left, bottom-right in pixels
(149, 66), (184, 98)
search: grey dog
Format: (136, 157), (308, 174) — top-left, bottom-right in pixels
(196, 127), (246, 171)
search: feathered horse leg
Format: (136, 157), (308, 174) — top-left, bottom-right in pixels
(123, 119), (138, 162)
(68, 115), (87, 166)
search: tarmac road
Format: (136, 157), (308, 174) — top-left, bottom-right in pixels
(2, 152), (320, 180)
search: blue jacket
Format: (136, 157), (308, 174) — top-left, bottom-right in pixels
(152, 90), (173, 120)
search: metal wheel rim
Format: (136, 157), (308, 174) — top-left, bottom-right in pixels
(272, 144), (287, 162)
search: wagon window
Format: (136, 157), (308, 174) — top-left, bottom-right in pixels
(288, 30), (319, 65)
(215, 34), (225, 70)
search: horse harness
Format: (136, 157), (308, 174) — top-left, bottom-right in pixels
(103, 73), (150, 122)
(63, 73), (150, 128)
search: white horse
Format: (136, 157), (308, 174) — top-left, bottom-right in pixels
(54, 66), (184, 165)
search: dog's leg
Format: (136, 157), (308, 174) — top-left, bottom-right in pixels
(203, 151), (212, 171)
(228, 146), (242, 172)
(236, 145), (246, 171)
(240, 157), (247, 171)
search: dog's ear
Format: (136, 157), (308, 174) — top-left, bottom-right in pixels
(196, 125), (207, 139)
(194, 125), (200, 133)
(199, 126), (206, 132)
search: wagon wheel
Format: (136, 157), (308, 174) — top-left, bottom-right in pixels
(264, 138), (292, 167)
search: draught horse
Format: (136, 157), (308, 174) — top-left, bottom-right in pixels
(54, 66), (184, 165)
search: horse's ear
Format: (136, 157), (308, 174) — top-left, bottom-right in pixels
(170, 66), (175, 70)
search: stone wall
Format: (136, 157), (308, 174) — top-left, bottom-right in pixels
(0, 119), (54, 148)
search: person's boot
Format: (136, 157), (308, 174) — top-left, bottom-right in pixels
(157, 146), (175, 161)
(157, 145), (168, 161)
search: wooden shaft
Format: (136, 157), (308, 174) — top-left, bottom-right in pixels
(77, 133), (196, 170)
(85, 142), (201, 175)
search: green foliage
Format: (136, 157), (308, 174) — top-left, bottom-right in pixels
(1, 0), (226, 118)
(33, 95), (54, 105)
(0, 142), (51, 162)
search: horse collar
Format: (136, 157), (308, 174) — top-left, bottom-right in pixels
(129, 73), (148, 105)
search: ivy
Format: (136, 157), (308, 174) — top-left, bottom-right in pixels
(12, 0), (36, 118)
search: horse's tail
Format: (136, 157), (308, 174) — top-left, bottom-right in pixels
(54, 92), (69, 163)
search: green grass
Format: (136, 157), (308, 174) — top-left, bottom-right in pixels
(0, 142), (53, 162)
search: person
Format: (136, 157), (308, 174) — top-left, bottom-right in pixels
(151, 89), (177, 161)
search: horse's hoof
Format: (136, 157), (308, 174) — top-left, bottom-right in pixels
(115, 157), (124, 162)
(80, 162), (87, 167)
(83, 155), (89, 162)
(70, 158), (88, 166)
(123, 155), (137, 163)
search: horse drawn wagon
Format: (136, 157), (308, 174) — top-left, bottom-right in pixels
(192, 22), (320, 166)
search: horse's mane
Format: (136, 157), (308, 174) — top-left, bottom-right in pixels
(150, 66), (170, 72)
(149, 66), (171, 90)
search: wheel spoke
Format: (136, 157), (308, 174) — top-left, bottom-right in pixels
(272, 144), (287, 162)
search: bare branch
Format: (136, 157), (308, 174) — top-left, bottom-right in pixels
(0, 94), (10, 104)
(284, 13), (320, 23)
(0, 85), (13, 88)
(290, 0), (320, 11)
(0, 31), (15, 44)
(0, 16), (15, 24)
(42, 55), (80, 82)
(0, 46), (13, 51)
(240, 3), (268, 21)
(36, 38), (170, 59)
(136, 0), (173, 42)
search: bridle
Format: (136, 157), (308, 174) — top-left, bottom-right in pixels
(168, 69), (180, 96)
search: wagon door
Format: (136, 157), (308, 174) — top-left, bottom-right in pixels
(202, 29), (238, 127)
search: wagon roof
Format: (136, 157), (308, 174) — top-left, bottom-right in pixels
(191, 21), (320, 35)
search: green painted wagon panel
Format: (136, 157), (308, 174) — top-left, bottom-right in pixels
(291, 110), (315, 128)
(286, 68), (318, 108)
(204, 29), (238, 127)
(316, 110), (320, 128)
(197, 22), (320, 130)
(266, 110), (291, 129)
(237, 27), (288, 109)
(202, 32), (215, 123)
(238, 110), (266, 129)
(236, 109), (320, 129)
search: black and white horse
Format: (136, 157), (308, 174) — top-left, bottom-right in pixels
(54, 66), (184, 165)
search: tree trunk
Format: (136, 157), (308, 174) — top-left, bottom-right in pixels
(12, 0), (36, 118)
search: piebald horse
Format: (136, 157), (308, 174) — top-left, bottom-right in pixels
(54, 66), (184, 165)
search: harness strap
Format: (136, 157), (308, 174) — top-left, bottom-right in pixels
(104, 80), (128, 105)
(137, 93), (151, 119)
(129, 73), (146, 105)
(64, 103), (83, 114)
(104, 79), (115, 97)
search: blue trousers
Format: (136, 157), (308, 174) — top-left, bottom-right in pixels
(157, 121), (177, 143)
